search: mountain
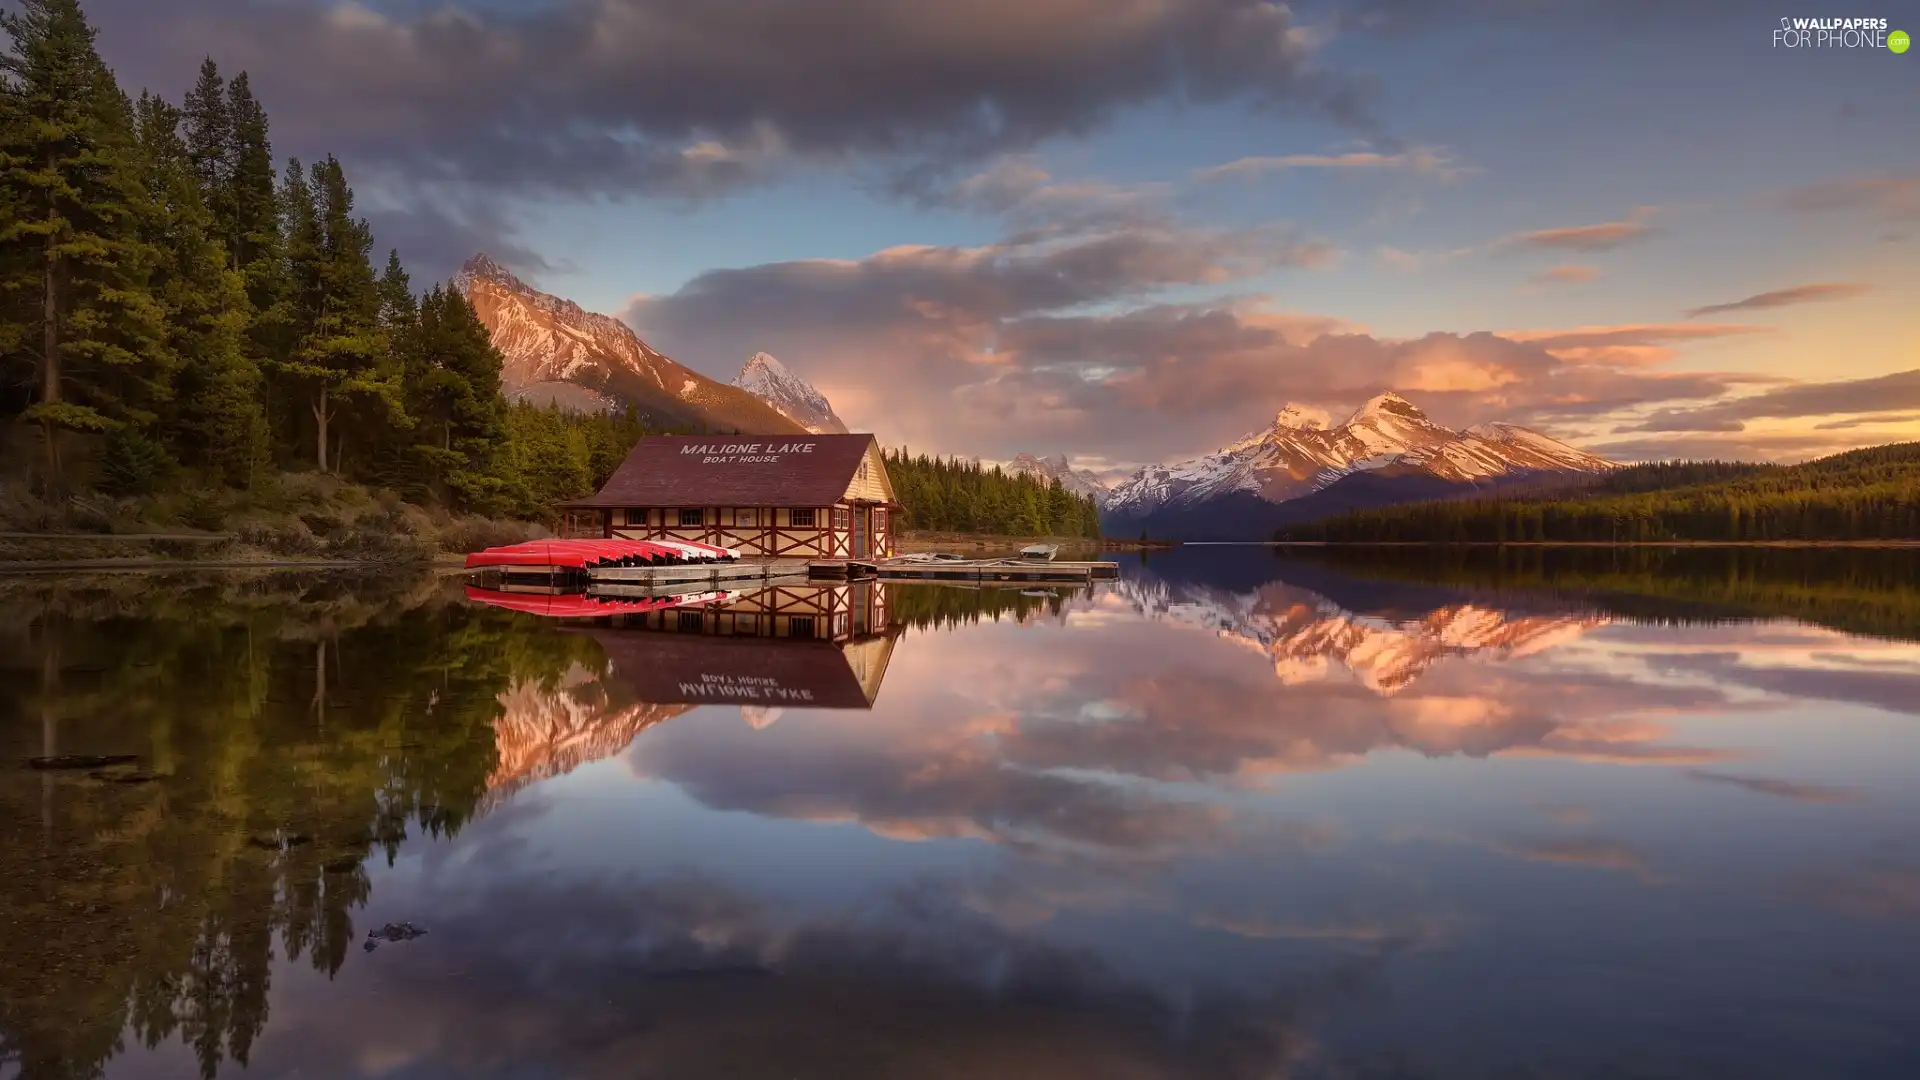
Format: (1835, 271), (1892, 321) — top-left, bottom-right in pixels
(1005, 453), (1112, 505)
(1104, 392), (1613, 539)
(455, 254), (803, 434)
(731, 352), (849, 434)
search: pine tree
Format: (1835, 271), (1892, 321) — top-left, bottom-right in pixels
(133, 90), (264, 486)
(180, 57), (231, 232)
(273, 155), (401, 473)
(0, 0), (169, 484)
(411, 285), (510, 511)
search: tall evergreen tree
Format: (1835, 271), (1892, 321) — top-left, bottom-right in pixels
(272, 154), (399, 473)
(0, 0), (169, 484)
(133, 90), (265, 486)
(180, 57), (231, 230)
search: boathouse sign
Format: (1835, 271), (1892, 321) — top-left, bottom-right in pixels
(676, 673), (816, 703)
(680, 441), (817, 465)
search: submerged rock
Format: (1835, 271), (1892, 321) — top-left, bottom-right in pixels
(363, 921), (427, 951)
(29, 754), (139, 771)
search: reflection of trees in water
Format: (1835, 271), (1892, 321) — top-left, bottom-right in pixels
(886, 583), (1086, 632)
(1280, 545), (1920, 642)
(0, 573), (600, 1080)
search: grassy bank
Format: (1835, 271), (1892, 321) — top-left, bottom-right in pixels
(0, 472), (549, 567)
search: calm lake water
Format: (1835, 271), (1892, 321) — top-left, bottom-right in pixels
(4, 547), (1919, 1079)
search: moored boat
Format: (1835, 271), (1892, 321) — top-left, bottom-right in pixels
(1019, 544), (1059, 562)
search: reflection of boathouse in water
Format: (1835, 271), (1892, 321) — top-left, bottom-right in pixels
(579, 581), (899, 710)
(477, 583), (901, 810)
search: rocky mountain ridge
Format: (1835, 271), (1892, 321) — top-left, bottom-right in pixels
(1103, 392), (1613, 536)
(455, 254), (803, 434)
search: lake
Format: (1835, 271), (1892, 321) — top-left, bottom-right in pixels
(3, 547), (1919, 1078)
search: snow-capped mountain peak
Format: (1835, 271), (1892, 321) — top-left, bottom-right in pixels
(1273, 403), (1331, 431)
(731, 352), (849, 434)
(1006, 452), (1113, 505)
(1103, 390), (1614, 522)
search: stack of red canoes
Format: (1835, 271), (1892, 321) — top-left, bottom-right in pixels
(463, 585), (728, 617)
(463, 538), (737, 571)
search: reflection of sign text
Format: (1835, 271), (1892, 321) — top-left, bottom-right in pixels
(681, 441), (817, 465)
(678, 673), (815, 702)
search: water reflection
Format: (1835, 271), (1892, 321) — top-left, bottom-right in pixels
(1, 553), (1917, 1079)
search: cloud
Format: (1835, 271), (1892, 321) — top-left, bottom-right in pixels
(1196, 145), (1466, 182)
(1686, 770), (1858, 804)
(1500, 210), (1658, 252)
(1684, 283), (1871, 318)
(1609, 369), (1920, 435)
(1813, 413), (1920, 432)
(1783, 171), (1920, 221)
(1530, 265), (1600, 286)
(90, 0), (1371, 202)
(1587, 432), (1863, 463)
(1500, 321), (1769, 369)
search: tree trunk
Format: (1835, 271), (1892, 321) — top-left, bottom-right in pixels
(312, 384), (330, 472)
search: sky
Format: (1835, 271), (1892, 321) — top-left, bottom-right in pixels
(80, 0), (1920, 473)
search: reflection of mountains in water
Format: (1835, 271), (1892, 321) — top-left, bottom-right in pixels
(1114, 569), (1605, 696)
(482, 582), (903, 803)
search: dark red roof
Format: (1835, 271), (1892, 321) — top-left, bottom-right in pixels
(576, 628), (881, 709)
(562, 434), (883, 508)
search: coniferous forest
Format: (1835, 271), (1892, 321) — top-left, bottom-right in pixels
(1278, 443), (1920, 544)
(0, 0), (665, 526)
(884, 448), (1103, 539)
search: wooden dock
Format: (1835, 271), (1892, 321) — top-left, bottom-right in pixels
(874, 558), (1119, 583)
(548, 556), (1118, 589)
(585, 558), (815, 587)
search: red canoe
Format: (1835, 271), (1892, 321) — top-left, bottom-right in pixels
(464, 538), (737, 571)
(464, 585), (729, 617)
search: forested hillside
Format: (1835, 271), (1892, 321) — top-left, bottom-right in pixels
(0, 0), (682, 529)
(885, 449), (1102, 539)
(1279, 443), (1920, 543)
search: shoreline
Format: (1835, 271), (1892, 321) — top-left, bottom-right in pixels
(1267, 540), (1920, 549)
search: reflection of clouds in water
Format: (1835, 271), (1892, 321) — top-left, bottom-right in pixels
(225, 872), (1396, 1080)
(1687, 770), (1861, 804)
(1643, 649), (1920, 716)
(1790, 866), (1920, 922)
(625, 576), (1774, 864)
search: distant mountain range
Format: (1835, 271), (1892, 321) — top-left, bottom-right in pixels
(1101, 393), (1614, 540)
(456, 254), (804, 434)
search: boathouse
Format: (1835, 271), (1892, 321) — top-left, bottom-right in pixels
(561, 434), (899, 559)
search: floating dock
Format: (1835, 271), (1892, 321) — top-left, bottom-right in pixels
(532, 556), (1120, 589)
(584, 558), (819, 587)
(874, 558), (1119, 583)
